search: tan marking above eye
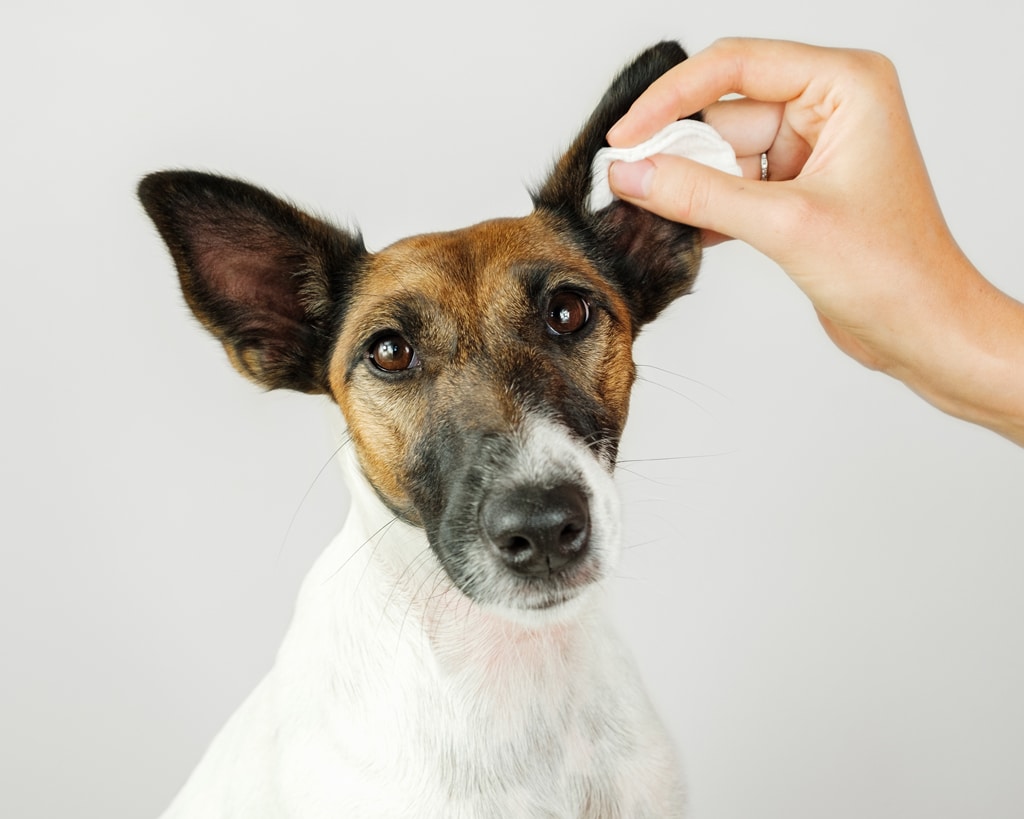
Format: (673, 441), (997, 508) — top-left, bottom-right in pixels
(369, 334), (418, 372)
(545, 291), (590, 335)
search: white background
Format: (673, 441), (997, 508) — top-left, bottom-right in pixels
(3, 1), (1022, 817)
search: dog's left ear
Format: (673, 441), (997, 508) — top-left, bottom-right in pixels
(138, 171), (367, 394)
(533, 41), (700, 330)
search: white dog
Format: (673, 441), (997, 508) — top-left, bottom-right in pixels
(140, 41), (701, 818)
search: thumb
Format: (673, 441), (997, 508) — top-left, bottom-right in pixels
(608, 154), (789, 256)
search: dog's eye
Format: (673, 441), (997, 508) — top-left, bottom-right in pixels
(369, 334), (418, 372)
(545, 291), (590, 335)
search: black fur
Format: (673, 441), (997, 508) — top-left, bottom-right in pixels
(534, 41), (702, 328)
(138, 42), (699, 394)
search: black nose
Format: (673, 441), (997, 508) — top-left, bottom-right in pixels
(480, 483), (590, 577)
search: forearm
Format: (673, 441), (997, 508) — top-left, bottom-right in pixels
(888, 255), (1024, 445)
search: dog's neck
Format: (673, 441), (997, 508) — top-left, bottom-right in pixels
(287, 437), (610, 686)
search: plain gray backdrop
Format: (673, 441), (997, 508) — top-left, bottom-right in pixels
(3, 1), (1022, 817)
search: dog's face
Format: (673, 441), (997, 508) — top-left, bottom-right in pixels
(329, 214), (641, 612)
(138, 42), (701, 615)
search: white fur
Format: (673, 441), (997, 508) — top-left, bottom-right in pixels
(159, 418), (684, 818)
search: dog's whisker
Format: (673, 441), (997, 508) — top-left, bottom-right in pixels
(635, 362), (727, 398)
(350, 515), (406, 598)
(378, 543), (436, 630)
(389, 549), (444, 656)
(429, 576), (472, 644)
(419, 565), (454, 628)
(623, 536), (668, 551)
(381, 545), (433, 612)
(579, 429), (620, 466)
(634, 373), (711, 415)
(322, 511), (400, 585)
(617, 451), (734, 464)
(278, 437), (352, 560)
(419, 569), (463, 647)
(613, 463), (682, 489)
(581, 429), (617, 451)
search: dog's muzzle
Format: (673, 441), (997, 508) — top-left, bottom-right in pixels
(413, 416), (621, 614)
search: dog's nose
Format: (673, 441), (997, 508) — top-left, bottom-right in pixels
(481, 483), (590, 577)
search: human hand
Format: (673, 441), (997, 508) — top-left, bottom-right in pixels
(607, 38), (1024, 444)
(606, 37), (961, 372)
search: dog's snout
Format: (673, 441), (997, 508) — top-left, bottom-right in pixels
(481, 484), (590, 577)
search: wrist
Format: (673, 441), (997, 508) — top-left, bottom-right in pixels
(887, 262), (1024, 445)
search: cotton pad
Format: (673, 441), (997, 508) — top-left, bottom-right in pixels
(589, 119), (742, 212)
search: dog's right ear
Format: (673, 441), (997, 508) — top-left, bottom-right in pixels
(138, 171), (367, 394)
(533, 42), (701, 331)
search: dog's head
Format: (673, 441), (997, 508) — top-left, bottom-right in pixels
(139, 42), (700, 616)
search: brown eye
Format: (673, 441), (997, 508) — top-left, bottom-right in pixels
(545, 291), (590, 335)
(369, 334), (417, 372)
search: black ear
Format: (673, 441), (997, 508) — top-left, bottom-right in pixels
(533, 42), (701, 329)
(138, 171), (367, 394)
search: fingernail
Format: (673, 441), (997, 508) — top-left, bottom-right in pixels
(606, 117), (626, 144)
(609, 159), (654, 200)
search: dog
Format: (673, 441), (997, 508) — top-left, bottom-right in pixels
(139, 41), (702, 819)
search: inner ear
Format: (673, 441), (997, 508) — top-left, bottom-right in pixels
(532, 42), (702, 330)
(591, 199), (701, 326)
(138, 171), (368, 394)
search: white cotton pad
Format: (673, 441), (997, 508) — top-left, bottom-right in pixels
(588, 119), (742, 212)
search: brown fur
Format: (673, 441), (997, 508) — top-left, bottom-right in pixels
(329, 213), (637, 518)
(137, 40), (703, 551)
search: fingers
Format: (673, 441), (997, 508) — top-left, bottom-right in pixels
(703, 97), (784, 157)
(607, 38), (848, 147)
(704, 97), (811, 183)
(608, 154), (791, 254)
(761, 118), (813, 182)
(735, 153), (767, 180)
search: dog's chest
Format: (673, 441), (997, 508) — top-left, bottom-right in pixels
(300, 650), (669, 817)
(272, 571), (681, 818)
(162, 494), (683, 818)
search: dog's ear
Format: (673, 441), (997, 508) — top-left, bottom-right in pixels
(138, 171), (367, 394)
(533, 41), (701, 329)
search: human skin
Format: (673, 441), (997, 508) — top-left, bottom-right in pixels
(607, 37), (1024, 446)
